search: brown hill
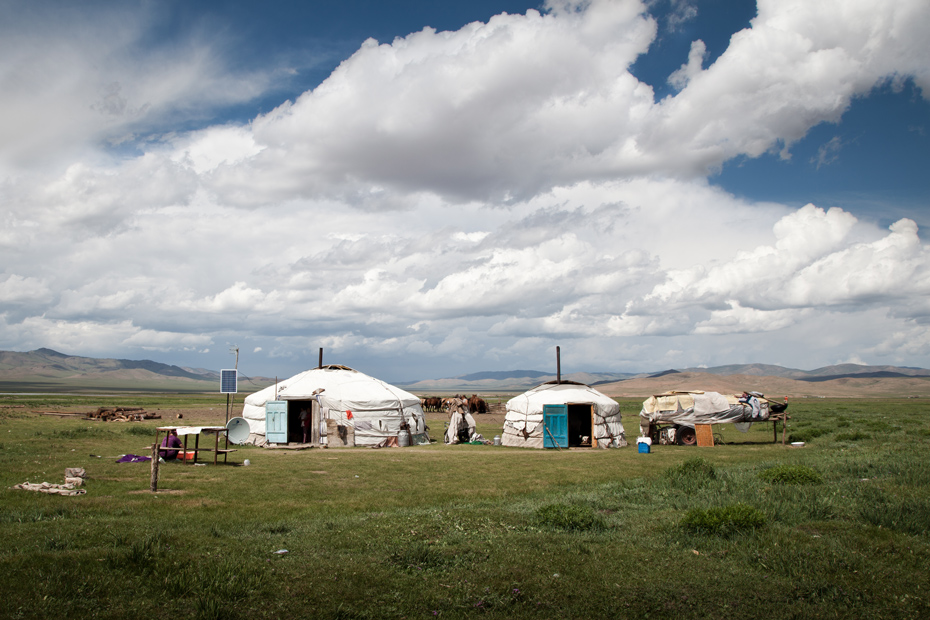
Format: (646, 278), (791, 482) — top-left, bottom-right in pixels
(597, 371), (930, 399)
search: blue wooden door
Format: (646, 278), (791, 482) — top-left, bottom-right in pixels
(265, 401), (288, 444)
(543, 404), (568, 448)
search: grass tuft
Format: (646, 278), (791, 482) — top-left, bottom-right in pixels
(535, 502), (606, 532)
(43, 534), (69, 551)
(681, 503), (766, 535)
(123, 425), (157, 436)
(835, 430), (871, 442)
(858, 486), (930, 536)
(758, 464), (822, 485)
(264, 521), (292, 535)
(788, 427), (830, 443)
(194, 596), (231, 620)
(663, 457), (718, 492)
(387, 540), (477, 573)
(0, 507), (74, 523)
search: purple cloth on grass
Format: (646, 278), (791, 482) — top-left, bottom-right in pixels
(116, 454), (151, 463)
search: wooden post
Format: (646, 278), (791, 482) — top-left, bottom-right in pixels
(311, 399), (321, 445)
(782, 415), (788, 446)
(150, 440), (160, 492)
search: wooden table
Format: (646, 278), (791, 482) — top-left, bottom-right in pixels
(153, 426), (236, 465)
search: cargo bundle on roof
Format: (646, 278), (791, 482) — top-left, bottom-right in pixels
(241, 365), (429, 447)
(639, 390), (787, 445)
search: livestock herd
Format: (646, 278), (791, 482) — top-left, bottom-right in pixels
(420, 394), (489, 414)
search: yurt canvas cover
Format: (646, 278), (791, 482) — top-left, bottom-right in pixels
(502, 382), (627, 449)
(241, 365), (429, 447)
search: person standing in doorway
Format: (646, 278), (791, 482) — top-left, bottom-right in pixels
(299, 406), (311, 443)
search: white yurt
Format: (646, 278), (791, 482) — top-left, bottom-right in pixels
(502, 381), (627, 449)
(241, 365), (429, 447)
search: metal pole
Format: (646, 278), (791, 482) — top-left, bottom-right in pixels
(556, 346), (561, 384)
(227, 346), (239, 425)
(319, 347), (323, 369)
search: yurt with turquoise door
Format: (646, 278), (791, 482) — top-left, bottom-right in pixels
(241, 365), (429, 447)
(501, 381), (627, 449)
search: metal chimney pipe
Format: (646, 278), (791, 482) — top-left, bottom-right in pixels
(319, 348), (323, 369)
(556, 346), (561, 384)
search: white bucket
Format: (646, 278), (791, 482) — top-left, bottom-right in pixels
(493, 435), (501, 446)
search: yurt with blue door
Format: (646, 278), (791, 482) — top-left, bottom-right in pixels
(501, 381), (627, 449)
(241, 365), (429, 447)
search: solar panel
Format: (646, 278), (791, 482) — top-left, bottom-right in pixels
(220, 369), (238, 394)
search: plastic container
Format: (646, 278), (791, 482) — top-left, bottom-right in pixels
(638, 442), (651, 454)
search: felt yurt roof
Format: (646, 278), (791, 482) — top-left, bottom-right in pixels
(244, 365), (420, 411)
(241, 365), (425, 445)
(506, 382), (620, 415)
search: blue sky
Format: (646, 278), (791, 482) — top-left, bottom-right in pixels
(1, 0), (929, 383)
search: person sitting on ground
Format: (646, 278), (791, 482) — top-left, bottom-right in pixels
(160, 429), (183, 460)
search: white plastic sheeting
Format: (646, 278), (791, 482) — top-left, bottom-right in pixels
(502, 382), (627, 449)
(241, 365), (429, 447)
(638, 390), (770, 436)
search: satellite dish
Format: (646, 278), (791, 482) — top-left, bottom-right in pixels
(226, 417), (250, 444)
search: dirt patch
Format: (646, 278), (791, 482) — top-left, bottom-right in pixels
(148, 408), (232, 425)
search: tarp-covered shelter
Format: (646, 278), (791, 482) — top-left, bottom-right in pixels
(638, 390), (775, 439)
(241, 365), (429, 447)
(502, 381), (627, 449)
(444, 397), (476, 444)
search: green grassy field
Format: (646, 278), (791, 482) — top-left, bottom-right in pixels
(1, 396), (929, 619)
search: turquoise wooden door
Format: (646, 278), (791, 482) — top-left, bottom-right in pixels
(266, 401), (288, 443)
(543, 404), (568, 448)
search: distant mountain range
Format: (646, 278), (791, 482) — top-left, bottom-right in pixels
(0, 348), (272, 393)
(400, 363), (930, 393)
(0, 348), (928, 396)
(678, 363), (930, 379)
